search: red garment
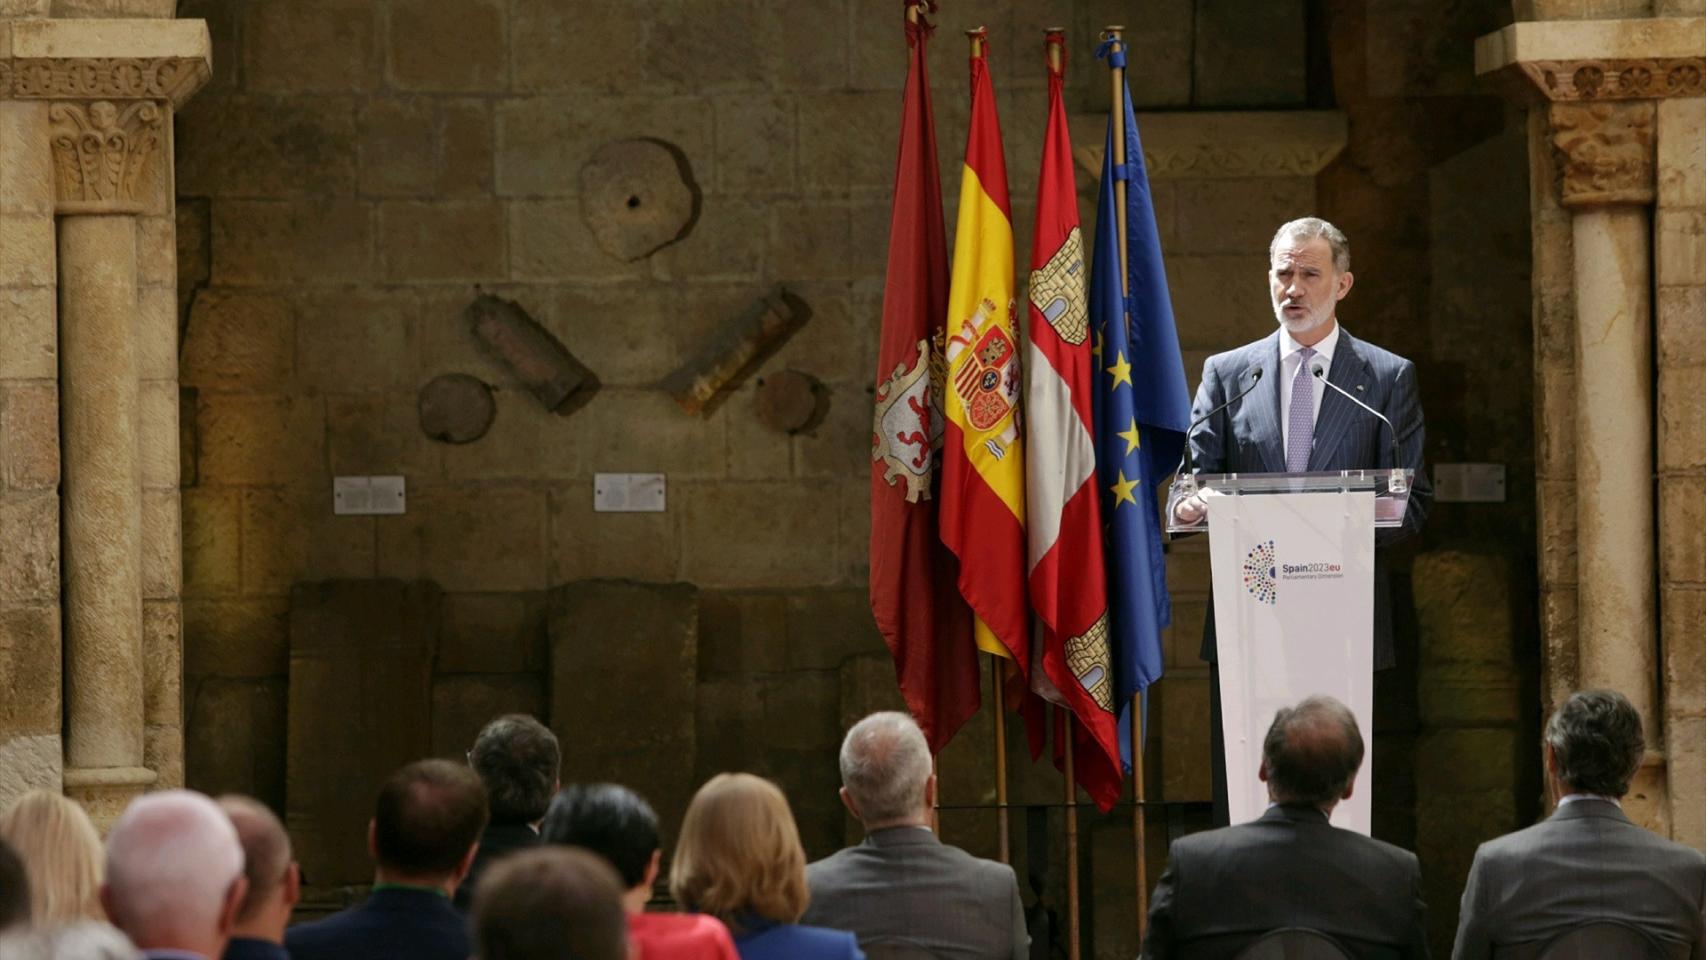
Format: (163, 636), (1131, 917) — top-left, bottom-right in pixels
(627, 912), (739, 960)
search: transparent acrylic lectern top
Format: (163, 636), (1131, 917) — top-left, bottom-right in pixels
(1165, 469), (1414, 534)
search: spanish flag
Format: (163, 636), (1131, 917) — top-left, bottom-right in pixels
(939, 31), (1030, 673)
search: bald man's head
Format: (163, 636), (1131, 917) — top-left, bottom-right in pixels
(103, 791), (246, 955)
(1260, 696), (1365, 808)
(218, 795), (296, 929)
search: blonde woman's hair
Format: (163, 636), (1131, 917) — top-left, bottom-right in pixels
(0, 791), (106, 926)
(669, 774), (808, 932)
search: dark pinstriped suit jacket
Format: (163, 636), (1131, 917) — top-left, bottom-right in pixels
(1186, 326), (1431, 670)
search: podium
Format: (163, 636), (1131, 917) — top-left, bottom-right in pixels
(1165, 469), (1414, 835)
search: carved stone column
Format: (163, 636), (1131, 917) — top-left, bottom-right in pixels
(0, 19), (208, 822)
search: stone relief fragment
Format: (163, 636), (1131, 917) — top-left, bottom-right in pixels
(662, 285), (807, 418)
(579, 138), (699, 261)
(418, 373), (497, 444)
(464, 292), (599, 414)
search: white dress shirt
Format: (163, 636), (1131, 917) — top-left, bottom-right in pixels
(1279, 321), (1341, 454)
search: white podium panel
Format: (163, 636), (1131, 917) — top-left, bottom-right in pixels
(1206, 489), (1376, 834)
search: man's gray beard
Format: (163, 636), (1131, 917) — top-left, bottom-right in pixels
(1274, 305), (1332, 335)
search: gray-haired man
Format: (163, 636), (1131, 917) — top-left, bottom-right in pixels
(802, 711), (1028, 960)
(1452, 689), (1706, 959)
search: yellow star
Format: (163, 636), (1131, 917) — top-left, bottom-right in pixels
(1117, 417), (1141, 456)
(1091, 332), (1104, 362)
(1110, 470), (1139, 507)
(1106, 350), (1132, 389)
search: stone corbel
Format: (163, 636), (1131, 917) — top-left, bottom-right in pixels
(1068, 110), (1349, 181)
(1548, 100), (1656, 207)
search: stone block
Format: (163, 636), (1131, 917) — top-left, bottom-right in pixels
(1537, 479), (1577, 587)
(358, 98), (494, 197)
(546, 481), (681, 584)
(1658, 210), (1706, 288)
(1172, 178), (1314, 257)
(694, 677), (766, 780)
(714, 95), (795, 194)
(288, 580), (441, 885)
(679, 481), (841, 588)
(1540, 588), (1580, 710)
(0, 213), (54, 288)
(1080, 0), (1192, 109)
(644, 0), (775, 93)
(1535, 361), (1576, 479)
(550, 580), (698, 837)
(648, 198), (767, 283)
(696, 590), (789, 679)
(376, 483), (547, 592)
(1663, 587), (1706, 717)
(792, 385), (866, 479)
(211, 200), (375, 285)
(175, 0), (240, 94)
(141, 489), (183, 600)
(835, 653), (908, 746)
(573, 387), (728, 478)
(143, 600), (182, 727)
(439, 592), (548, 675)
(783, 589), (885, 671)
(0, 288), (55, 380)
(1659, 288), (1706, 368)
(431, 674), (547, 760)
(326, 393), (444, 479)
(0, 735), (62, 808)
(181, 290), (295, 390)
(1160, 672), (1211, 802)
(1661, 476), (1706, 584)
(1661, 365), (1706, 470)
(0, 102), (53, 216)
(136, 286), (178, 382)
(716, 384), (794, 480)
(245, 0), (377, 94)
(183, 596), (290, 679)
(181, 487), (241, 597)
(834, 478), (870, 583)
(1163, 598), (1208, 669)
(0, 493), (57, 605)
(0, 604), (61, 736)
(1194, 0), (1305, 107)
(1164, 255), (1274, 352)
(1417, 728), (1521, 793)
(387, 0), (506, 92)
(175, 95), (359, 198)
(187, 677), (287, 816)
(506, 200), (645, 282)
(770, 280), (871, 387)
(1412, 552), (1514, 665)
(511, 0), (653, 94)
(294, 288), (416, 391)
(2, 382), (58, 491)
(765, 742), (845, 860)
(799, 92), (898, 191)
(495, 96), (713, 197)
(241, 487), (377, 595)
(196, 393), (325, 487)
(378, 201), (506, 282)
(145, 722), (184, 790)
(139, 381), (179, 490)
(767, 202), (856, 282)
(1417, 662), (1523, 728)
(1658, 99), (1706, 208)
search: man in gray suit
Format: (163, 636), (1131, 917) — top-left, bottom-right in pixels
(1452, 690), (1706, 959)
(802, 711), (1027, 960)
(1143, 696), (1428, 960)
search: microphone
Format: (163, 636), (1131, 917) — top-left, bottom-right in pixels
(1310, 362), (1407, 492)
(1174, 366), (1264, 484)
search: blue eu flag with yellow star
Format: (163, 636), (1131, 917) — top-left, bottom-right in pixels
(1089, 54), (1192, 772)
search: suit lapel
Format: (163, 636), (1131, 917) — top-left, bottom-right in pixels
(1307, 329), (1372, 471)
(1242, 332), (1286, 473)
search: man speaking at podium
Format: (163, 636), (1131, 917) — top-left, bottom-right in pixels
(1177, 217), (1432, 825)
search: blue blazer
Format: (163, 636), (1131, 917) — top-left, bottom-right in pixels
(734, 916), (865, 960)
(285, 887), (469, 960)
(1187, 327), (1432, 670)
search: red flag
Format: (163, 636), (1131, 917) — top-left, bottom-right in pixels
(1023, 33), (1123, 810)
(869, 1), (979, 754)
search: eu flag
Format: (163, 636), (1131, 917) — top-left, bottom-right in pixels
(1089, 55), (1193, 772)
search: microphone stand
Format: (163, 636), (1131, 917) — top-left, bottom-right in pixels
(1310, 365), (1408, 494)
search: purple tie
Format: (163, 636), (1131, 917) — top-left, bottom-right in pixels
(1286, 347), (1316, 472)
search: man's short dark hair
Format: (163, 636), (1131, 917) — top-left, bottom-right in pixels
(473, 847), (626, 960)
(469, 715), (561, 825)
(0, 836), (29, 932)
(1547, 689), (1644, 797)
(1262, 695), (1365, 807)
(374, 759), (490, 877)
(538, 784), (658, 889)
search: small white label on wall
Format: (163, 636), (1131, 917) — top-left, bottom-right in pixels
(334, 475), (407, 515)
(1434, 463), (1506, 503)
(594, 473), (666, 513)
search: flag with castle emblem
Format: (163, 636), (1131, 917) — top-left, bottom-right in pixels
(1023, 33), (1122, 811)
(868, 2), (979, 754)
(939, 31), (1032, 679)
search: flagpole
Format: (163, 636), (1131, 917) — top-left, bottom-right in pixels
(1062, 710), (1082, 960)
(1104, 22), (1152, 941)
(990, 655), (1010, 864)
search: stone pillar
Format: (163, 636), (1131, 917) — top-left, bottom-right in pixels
(0, 18), (208, 822)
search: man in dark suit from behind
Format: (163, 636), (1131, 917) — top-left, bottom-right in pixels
(286, 759), (488, 960)
(802, 710), (1028, 960)
(454, 713), (561, 912)
(1452, 689), (1706, 959)
(1143, 695), (1428, 960)
(216, 795), (299, 960)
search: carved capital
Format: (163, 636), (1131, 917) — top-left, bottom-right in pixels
(1522, 58), (1706, 101)
(1548, 101), (1655, 207)
(49, 100), (168, 215)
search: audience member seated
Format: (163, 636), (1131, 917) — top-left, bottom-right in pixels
(671, 773), (863, 960)
(1452, 689), (1706, 960)
(802, 711), (1028, 960)
(455, 714), (561, 912)
(102, 791), (248, 960)
(0, 920), (140, 960)
(540, 782), (738, 960)
(472, 846), (628, 960)
(1, 790), (107, 926)
(1, 836), (30, 934)
(215, 796), (299, 960)
(1141, 695), (1426, 960)
(285, 759), (488, 960)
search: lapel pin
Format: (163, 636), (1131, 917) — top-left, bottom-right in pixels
(1356, 384), (1366, 392)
